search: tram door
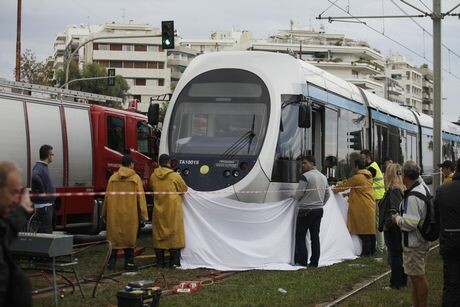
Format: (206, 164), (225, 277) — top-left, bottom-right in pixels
(311, 109), (323, 171)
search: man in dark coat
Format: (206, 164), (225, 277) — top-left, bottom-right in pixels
(31, 144), (56, 233)
(434, 159), (460, 307)
(0, 161), (34, 306)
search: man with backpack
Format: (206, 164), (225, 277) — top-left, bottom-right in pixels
(391, 160), (430, 307)
(434, 159), (460, 307)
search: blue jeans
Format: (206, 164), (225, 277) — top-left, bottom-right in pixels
(384, 228), (407, 288)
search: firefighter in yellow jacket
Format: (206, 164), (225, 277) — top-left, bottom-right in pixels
(150, 154), (188, 267)
(102, 155), (148, 270)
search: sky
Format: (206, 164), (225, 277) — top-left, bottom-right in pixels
(1, 0), (459, 122)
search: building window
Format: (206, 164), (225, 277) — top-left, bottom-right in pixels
(352, 70), (359, 78)
(135, 78), (146, 86)
(98, 44), (109, 51)
(158, 79), (164, 86)
(406, 71), (411, 80)
(122, 44), (134, 52)
(135, 44), (147, 52)
(134, 61), (147, 69)
(109, 61), (122, 68)
(96, 60), (109, 67)
(110, 44), (122, 51)
(123, 61), (134, 68)
(147, 45), (159, 52)
(147, 61), (165, 69)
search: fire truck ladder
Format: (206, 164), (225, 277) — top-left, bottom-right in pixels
(0, 79), (123, 105)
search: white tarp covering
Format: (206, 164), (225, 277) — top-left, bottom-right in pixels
(180, 190), (359, 271)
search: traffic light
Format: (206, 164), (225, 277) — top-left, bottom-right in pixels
(348, 130), (362, 151)
(107, 68), (116, 86)
(161, 20), (175, 49)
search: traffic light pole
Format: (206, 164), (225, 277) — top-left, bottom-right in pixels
(64, 33), (161, 89)
(59, 76), (114, 89)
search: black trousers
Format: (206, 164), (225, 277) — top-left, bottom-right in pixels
(441, 233), (460, 307)
(294, 208), (323, 267)
(384, 229), (407, 288)
(35, 206), (53, 233)
(359, 234), (376, 256)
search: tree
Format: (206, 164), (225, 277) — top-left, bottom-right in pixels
(55, 62), (129, 108)
(55, 61), (81, 89)
(19, 49), (54, 86)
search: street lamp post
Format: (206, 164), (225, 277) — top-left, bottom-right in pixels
(64, 33), (161, 89)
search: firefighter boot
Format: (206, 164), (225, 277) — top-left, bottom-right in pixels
(124, 248), (137, 271)
(169, 249), (181, 268)
(107, 249), (118, 271)
(154, 249), (166, 268)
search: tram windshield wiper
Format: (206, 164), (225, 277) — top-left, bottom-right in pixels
(221, 115), (256, 159)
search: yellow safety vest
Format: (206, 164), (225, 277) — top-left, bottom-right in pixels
(369, 161), (385, 200)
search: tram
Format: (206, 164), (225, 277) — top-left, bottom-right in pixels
(159, 51), (460, 202)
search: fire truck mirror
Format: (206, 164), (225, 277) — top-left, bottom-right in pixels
(148, 103), (159, 126)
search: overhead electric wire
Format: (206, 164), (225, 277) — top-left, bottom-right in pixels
(70, 0), (105, 22)
(391, 0), (460, 60)
(325, 0), (460, 81)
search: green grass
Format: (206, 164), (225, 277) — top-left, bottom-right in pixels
(30, 235), (443, 307)
(341, 247), (443, 307)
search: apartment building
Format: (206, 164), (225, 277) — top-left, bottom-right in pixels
(52, 23), (172, 112)
(386, 55), (423, 111)
(418, 64), (434, 116)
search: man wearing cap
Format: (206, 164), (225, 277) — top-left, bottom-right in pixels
(150, 154), (188, 268)
(102, 155), (148, 270)
(438, 160), (455, 185)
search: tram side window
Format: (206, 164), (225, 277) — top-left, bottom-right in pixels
(421, 134), (433, 173)
(374, 124), (389, 164)
(107, 116), (125, 153)
(324, 109), (338, 176)
(407, 133), (418, 162)
(272, 104), (309, 183)
(336, 109), (366, 179)
(388, 126), (404, 164)
(443, 140), (455, 161)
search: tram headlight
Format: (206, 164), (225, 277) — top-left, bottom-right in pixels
(183, 169), (190, 176)
(176, 168), (181, 174)
(233, 170), (240, 177)
(223, 170), (231, 177)
(239, 162), (249, 171)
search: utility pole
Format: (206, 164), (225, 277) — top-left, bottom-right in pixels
(317, 1), (460, 192)
(15, 0), (22, 81)
(432, 0), (442, 191)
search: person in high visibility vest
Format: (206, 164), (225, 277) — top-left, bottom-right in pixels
(360, 150), (385, 255)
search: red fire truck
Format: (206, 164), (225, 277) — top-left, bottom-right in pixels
(0, 80), (159, 233)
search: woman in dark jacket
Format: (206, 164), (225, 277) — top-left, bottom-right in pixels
(378, 163), (407, 289)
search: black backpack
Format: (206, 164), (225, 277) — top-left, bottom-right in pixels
(407, 186), (439, 242)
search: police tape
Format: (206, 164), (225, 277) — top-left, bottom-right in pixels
(28, 185), (375, 197)
(27, 171), (443, 197)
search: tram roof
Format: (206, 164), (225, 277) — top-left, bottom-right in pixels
(297, 59), (365, 104)
(359, 90), (417, 124)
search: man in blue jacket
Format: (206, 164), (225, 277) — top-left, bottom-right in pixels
(31, 144), (56, 233)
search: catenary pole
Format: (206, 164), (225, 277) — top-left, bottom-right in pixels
(432, 0), (442, 190)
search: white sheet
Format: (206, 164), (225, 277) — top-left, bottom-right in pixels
(180, 190), (359, 271)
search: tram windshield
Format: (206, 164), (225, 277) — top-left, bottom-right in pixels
(169, 69), (270, 157)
